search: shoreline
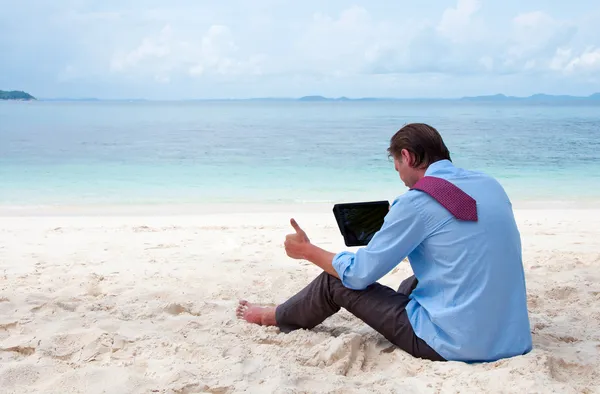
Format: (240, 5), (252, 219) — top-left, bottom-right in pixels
(1, 198), (600, 217)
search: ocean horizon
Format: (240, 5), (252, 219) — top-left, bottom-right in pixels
(1, 100), (599, 207)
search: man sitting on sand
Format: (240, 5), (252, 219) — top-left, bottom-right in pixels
(237, 123), (533, 363)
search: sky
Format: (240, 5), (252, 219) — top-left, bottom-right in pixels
(1, 0), (600, 99)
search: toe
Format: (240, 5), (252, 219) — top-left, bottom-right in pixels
(236, 303), (247, 317)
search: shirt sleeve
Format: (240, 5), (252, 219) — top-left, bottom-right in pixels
(331, 193), (427, 290)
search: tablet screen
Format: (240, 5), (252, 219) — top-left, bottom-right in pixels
(333, 201), (390, 247)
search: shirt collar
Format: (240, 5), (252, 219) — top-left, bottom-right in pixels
(424, 159), (454, 176)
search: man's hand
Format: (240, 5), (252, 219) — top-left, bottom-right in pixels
(284, 218), (310, 259)
(283, 218), (339, 278)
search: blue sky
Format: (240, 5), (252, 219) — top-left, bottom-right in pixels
(1, 0), (599, 99)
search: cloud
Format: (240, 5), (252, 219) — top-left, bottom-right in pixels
(436, 0), (482, 43)
(566, 47), (600, 72)
(288, 2), (596, 81)
(189, 25), (264, 77)
(505, 12), (577, 66)
(109, 24), (265, 81)
(110, 25), (173, 72)
(550, 46), (600, 74)
(292, 6), (387, 75)
(1, 0), (600, 98)
(478, 56), (494, 71)
(356, 1), (489, 75)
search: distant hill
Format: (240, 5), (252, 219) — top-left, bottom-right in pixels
(298, 94), (600, 103)
(589, 93), (600, 100)
(298, 95), (332, 102)
(460, 93), (600, 102)
(16, 92), (600, 103)
(0, 90), (36, 100)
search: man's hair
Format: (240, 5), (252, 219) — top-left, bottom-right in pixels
(387, 123), (451, 168)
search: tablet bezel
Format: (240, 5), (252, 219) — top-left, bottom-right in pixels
(332, 200), (390, 247)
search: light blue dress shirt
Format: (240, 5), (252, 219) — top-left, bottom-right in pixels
(332, 160), (532, 362)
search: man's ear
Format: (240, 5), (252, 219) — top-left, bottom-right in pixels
(401, 149), (414, 167)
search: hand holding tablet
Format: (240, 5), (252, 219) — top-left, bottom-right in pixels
(332, 200), (390, 247)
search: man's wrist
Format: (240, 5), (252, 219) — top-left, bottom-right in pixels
(302, 242), (316, 261)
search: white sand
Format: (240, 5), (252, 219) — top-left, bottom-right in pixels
(1, 206), (599, 393)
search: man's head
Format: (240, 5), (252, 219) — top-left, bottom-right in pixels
(387, 123), (451, 188)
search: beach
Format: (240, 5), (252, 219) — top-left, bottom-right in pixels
(2, 100), (600, 392)
(3, 0), (600, 390)
(1, 204), (599, 393)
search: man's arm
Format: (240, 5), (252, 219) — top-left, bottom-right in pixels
(331, 195), (427, 290)
(285, 195), (426, 289)
(301, 244), (339, 278)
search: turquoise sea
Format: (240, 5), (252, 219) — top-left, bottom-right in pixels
(1, 100), (599, 206)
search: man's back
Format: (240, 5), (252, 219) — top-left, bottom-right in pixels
(404, 159), (532, 362)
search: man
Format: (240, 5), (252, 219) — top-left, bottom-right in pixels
(237, 123), (532, 363)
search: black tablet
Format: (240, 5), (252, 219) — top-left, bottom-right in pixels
(333, 200), (390, 247)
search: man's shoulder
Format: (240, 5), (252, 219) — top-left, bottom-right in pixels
(444, 167), (513, 207)
(391, 189), (423, 207)
(455, 167), (508, 192)
(392, 166), (509, 212)
(395, 169), (508, 219)
(389, 189), (438, 223)
(426, 161), (499, 185)
(436, 165), (506, 193)
(389, 191), (426, 219)
(448, 165), (495, 181)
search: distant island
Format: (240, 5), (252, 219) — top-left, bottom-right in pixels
(459, 93), (600, 103)
(0, 90), (36, 100)
(298, 95), (351, 102)
(23, 92), (600, 103)
(295, 93), (600, 103)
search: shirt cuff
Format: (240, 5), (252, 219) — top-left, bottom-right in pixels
(332, 251), (355, 287)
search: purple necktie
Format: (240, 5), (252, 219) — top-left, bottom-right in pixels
(410, 176), (478, 221)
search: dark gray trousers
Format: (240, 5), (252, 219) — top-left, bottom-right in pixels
(275, 272), (445, 361)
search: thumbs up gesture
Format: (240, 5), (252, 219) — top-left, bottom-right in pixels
(284, 218), (311, 259)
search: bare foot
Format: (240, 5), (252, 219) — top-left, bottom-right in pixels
(236, 300), (278, 326)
